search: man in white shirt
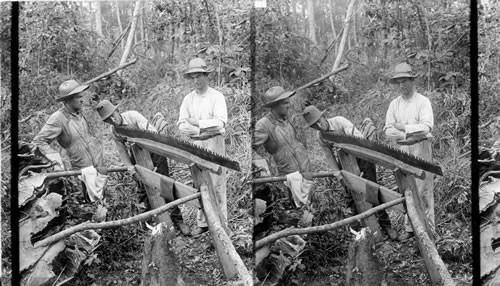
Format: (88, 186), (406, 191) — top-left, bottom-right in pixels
(97, 100), (190, 236)
(384, 63), (435, 241)
(302, 105), (398, 240)
(177, 58), (228, 235)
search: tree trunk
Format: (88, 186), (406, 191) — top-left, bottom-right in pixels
(329, 0), (338, 55)
(95, 1), (104, 37)
(346, 228), (386, 286)
(307, 0), (317, 44)
(118, 0), (143, 76)
(331, 0), (357, 73)
(115, 0), (124, 50)
(140, 223), (182, 286)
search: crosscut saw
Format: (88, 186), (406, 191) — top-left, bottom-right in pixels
(115, 126), (240, 171)
(321, 132), (443, 176)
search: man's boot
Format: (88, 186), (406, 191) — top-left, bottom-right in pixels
(192, 226), (209, 236)
(176, 222), (191, 236)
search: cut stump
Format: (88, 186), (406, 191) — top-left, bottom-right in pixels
(140, 222), (181, 286)
(345, 228), (386, 286)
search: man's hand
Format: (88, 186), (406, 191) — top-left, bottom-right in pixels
(394, 122), (405, 131)
(186, 118), (199, 127)
(126, 165), (136, 177)
(302, 172), (313, 181)
(96, 166), (108, 175)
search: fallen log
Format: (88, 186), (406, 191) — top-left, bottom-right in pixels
(200, 185), (252, 285)
(34, 193), (200, 248)
(255, 197), (404, 250)
(294, 64), (349, 92)
(83, 58), (137, 85)
(251, 172), (339, 184)
(405, 189), (456, 286)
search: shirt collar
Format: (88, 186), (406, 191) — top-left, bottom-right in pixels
(62, 105), (81, 117)
(269, 111), (287, 124)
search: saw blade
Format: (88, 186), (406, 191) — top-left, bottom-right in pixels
(321, 132), (443, 176)
(115, 126), (240, 171)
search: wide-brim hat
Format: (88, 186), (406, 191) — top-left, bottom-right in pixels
(183, 58), (213, 79)
(56, 79), (89, 102)
(96, 100), (119, 121)
(302, 105), (325, 127)
(263, 86), (296, 107)
(389, 63), (417, 84)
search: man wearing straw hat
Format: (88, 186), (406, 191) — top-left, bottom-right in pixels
(253, 86), (314, 209)
(96, 99), (191, 236)
(384, 63), (435, 241)
(178, 58), (228, 236)
(33, 79), (104, 172)
(302, 105), (398, 240)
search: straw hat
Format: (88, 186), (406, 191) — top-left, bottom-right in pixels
(262, 86), (295, 107)
(389, 63), (417, 84)
(302, 105), (325, 127)
(56, 79), (89, 102)
(96, 100), (119, 121)
(183, 58), (213, 79)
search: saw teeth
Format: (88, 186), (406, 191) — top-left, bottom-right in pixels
(115, 126), (240, 171)
(321, 132), (442, 176)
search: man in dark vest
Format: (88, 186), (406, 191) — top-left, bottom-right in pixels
(253, 86), (314, 208)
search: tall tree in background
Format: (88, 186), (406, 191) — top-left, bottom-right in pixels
(95, 0), (104, 37)
(118, 0), (143, 76)
(307, 0), (317, 44)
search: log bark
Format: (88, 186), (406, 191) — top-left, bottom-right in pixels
(190, 164), (227, 231)
(338, 151), (383, 242)
(345, 228), (386, 286)
(118, 0), (143, 76)
(255, 197), (404, 249)
(200, 185), (252, 285)
(140, 223), (181, 286)
(405, 189), (456, 286)
(34, 193), (200, 248)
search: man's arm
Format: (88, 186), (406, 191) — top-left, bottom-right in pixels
(336, 117), (363, 138)
(129, 111), (158, 133)
(404, 98), (433, 137)
(198, 93), (227, 131)
(178, 95), (201, 136)
(384, 101), (406, 140)
(32, 114), (64, 167)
